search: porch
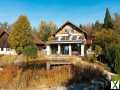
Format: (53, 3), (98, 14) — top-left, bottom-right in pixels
(46, 41), (85, 56)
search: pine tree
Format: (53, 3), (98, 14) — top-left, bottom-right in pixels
(103, 8), (113, 29)
(8, 15), (33, 53)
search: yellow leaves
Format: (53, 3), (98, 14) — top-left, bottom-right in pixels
(8, 15), (33, 53)
(38, 20), (57, 41)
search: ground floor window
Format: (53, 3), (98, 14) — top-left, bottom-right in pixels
(51, 44), (58, 54)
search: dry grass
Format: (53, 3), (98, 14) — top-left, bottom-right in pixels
(0, 55), (110, 90)
(0, 55), (17, 64)
(0, 63), (72, 89)
(0, 64), (19, 88)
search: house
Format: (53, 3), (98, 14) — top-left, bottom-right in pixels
(0, 28), (45, 55)
(32, 34), (46, 50)
(46, 21), (90, 56)
(0, 28), (16, 55)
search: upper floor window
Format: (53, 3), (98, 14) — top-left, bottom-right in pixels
(58, 37), (62, 41)
(71, 29), (74, 34)
(72, 36), (77, 40)
(79, 35), (84, 40)
(55, 37), (58, 40)
(65, 29), (68, 33)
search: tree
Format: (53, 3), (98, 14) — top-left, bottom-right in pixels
(8, 15), (33, 54)
(95, 29), (119, 49)
(103, 8), (113, 29)
(106, 44), (120, 74)
(94, 20), (102, 31)
(114, 45), (120, 74)
(79, 24), (83, 29)
(114, 13), (120, 32)
(87, 45), (102, 63)
(0, 22), (9, 30)
(38, 21), (57, 42)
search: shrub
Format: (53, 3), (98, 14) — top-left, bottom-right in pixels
(23, 44), (37, 61)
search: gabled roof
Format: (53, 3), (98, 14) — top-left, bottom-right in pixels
(54, 21), (87, 38)
(32, 34), (45, 45)
(0, 28), (9, 37)
(0, 28), (9, 48)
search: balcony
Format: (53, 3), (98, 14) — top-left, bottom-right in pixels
(55, 36), (85, 42)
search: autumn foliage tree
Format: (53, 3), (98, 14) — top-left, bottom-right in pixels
(8, 15), (36, 54)
(38, 21), (57, 42)
(94, 11), (120, 73)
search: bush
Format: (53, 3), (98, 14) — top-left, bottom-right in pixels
(23, 44), (37, 60)
(105, 44), (120, 74)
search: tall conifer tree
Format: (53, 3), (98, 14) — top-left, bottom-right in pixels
(104, 8), (113, 29)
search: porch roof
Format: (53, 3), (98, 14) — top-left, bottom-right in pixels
(46, 40), (84, 44)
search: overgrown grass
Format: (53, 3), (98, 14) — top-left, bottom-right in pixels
(0, 55), (110, 89)
(0, 62), (108, 89)
(112, 74), (120, 81)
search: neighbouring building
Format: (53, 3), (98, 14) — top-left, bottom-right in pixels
(0, 28), (16, 55)
(0, 28), (45, 55)
(46, 21), (91, 56)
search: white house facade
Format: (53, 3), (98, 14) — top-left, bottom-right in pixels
(46, 21), (87, 56)
(0, 48), (17, 55)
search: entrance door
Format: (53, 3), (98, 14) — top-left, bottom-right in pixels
(61, 45), (69, 55)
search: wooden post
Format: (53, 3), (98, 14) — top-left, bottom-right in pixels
(46, 62), (50, 70)
(69, 44), (72, 56)
(57, 44), (61, 55)
(46, 45), (51, 55)
(81, 44), (85, 56)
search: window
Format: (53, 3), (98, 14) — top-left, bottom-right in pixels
(71, 29), (74, 33)
(1, 48), (4, 51)
(79, 36), (84, 40)
(6, 48), (11, 51)
(72, 36), (77, 40)
(61, 37), (64, 41)
(65, 29), (68, 33)
(55, 37), (58, 40)
(61, 36), (69, 41)
(58, 37), (62, 41)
